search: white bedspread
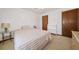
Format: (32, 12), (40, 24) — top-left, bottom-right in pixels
(14, 29), (51, 50)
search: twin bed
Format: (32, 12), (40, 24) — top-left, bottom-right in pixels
(14, 26), (51, 50)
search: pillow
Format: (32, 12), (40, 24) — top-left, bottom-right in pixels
(21, 25), (32, 30)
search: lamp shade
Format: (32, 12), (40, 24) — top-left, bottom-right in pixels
(1, 23), (10, 29)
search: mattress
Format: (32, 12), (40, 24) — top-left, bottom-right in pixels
(14, 29), (51, 50)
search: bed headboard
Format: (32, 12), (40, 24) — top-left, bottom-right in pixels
(21, 25), (32, 30)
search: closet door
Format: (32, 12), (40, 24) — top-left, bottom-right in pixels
(77, 9), (79, 31)
(62, 9), (77, 37)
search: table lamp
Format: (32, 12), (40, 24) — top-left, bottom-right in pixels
(1, 23), (10, 32)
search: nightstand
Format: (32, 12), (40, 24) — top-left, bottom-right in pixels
(1, 31), (14, 41)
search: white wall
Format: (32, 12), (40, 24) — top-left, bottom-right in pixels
(0, 8), (39, 31)
(37, 15), (42, 30)
(0, 8), (75, 35)
(38, 8), (75, 35)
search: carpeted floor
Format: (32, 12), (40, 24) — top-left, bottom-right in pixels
(43, 35), (72, 50)
(0, 39), (14, 50)
(0, 35), (72, 50)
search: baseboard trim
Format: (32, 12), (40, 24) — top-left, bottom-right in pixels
(51, 33), (62, 36)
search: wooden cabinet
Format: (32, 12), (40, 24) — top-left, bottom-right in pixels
(77, 9), (79, 31)
(62, 9), (79, 37)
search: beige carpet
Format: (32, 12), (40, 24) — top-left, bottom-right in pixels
(43, 35), (72, 50)
(0, 39), (14, 50)
(0, 35), (72, 50)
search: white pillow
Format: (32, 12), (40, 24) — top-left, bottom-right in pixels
(21, 25), (32, 30)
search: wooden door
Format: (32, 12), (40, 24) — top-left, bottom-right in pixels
(42, 15), (48, 30)
(77, 9), (79, 31)
(62, 9), (78, 37)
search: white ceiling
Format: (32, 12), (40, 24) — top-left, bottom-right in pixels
(23, 8), (58, 14)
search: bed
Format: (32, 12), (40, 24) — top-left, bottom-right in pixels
(14, 26), (51, 50)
